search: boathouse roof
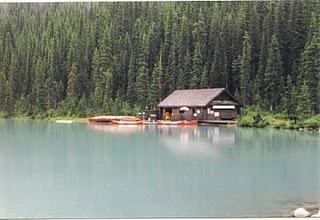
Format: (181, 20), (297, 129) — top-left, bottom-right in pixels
(158, 88), (240, 108)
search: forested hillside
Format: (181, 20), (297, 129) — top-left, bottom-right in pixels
(0, 2), (319, 118)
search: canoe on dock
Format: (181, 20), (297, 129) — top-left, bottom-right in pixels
(88, 116), (140, 123)
(111, 120), (144, 125)
(157, 120), (198, 126)
(157, 120), (184, 125)
(142, 121), (158, 125)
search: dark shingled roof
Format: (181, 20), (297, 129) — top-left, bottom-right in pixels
(158, 88), (227, 107)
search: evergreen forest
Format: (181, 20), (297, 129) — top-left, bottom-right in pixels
(0, 1), (319, 119)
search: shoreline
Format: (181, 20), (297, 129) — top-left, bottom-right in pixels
(1, 116), (319, 132)
(0, 115), (89, 122)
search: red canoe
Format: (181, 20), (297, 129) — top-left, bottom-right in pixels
(111, 120), (143, 125)
(184, 120), (198, 125)
(88, 116), (140, 123)
(157, 120), (198, 126)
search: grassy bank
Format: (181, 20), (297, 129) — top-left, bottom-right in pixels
(238, 108), (320, 130)
(0, 111), (89, 122)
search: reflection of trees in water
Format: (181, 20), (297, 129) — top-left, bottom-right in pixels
(234, 127), (320, 154)
(88, 123), (145, 135)
(157, 126), (236, 158)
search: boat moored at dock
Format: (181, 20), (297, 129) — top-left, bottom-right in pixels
(88, 116), (140, 123)
(111, 120), (144, 125)
(157, 120), (198, 126)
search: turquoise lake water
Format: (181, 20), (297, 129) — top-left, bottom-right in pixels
(0, 119), (319, 218)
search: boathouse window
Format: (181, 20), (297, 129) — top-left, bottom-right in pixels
(212, 105), (235, 109)
(179, 107), (189, 113)
(172, 108), (179, 114)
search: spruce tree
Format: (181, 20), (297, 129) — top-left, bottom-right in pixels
(45, 48), (59, 111)
(200, 66), (209, 88)
(296, 80), (312, 117)
(239, 31), (252, 106)
(210, 37), (227, 88)
(264, 34), (284, 111)
(66, 62), (78, 111)
(33, 58), (46, 114)
(0, 72), (5, 109)
(287, 0), (309, 81)
(148, 54), (164, 109)
(91, 48), (105, 109)
(297, 29), (320, 114)
(135, 40), (149, 108)
(126, 55), (137, 106)
(103, 68), (113, 114)
(177, 49), (192, 90)
(285, 75), (297, 118)
(190, 43), (203, 89)
(166, 41), (178, 95)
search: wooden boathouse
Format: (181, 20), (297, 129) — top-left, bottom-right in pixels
(157, 88), (241, 121)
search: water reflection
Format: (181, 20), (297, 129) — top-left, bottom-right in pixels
(88, 122), (144, 135)
(157, 126), (235, 158)
(87, 123), (237, 158)
(0, 120), (319, 218)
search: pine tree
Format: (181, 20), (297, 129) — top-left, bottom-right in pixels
(8, 52), (20, 100)
(264, 34), (284, 111)
(103, 68), (113, 114)
(177, 49), (192, 90)
(231, 53), (242, 96)
(296, 80), (312, 117)
(210, 36), (227, 88)
(0, 72), (5, 109)
(45, 48), (59, 112)
(166, 41), (178, 95)
(33, 58), (46, 114)
(148, 54), (164, 109)
(91, 48), (105, 109)
(190, 43), (203, 89)
(274, 2), (290, 80)
(0, 70), (14, 116)
(126, 55), (137, 106)
(66, 62), (78, 111)
(287, 0), (309, 81)
(255, 33), (268, 107)
(3, 79), (14, 116)
(239, 31), (252, 106)
(256, 6), (275, 107)
(285, 75), (297, 118)
(135, 41), (148, 107)
(297, 35), (320, 114)
(200, 66), (209, 88)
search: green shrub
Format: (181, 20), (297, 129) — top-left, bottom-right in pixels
(239, 108), (300, 129)
(301, 116), (320, 129)
(253, 114), (269, 128)
(0, 111), (8, 118)
(238, 115), (254, 127)
(271, 119), (291, 129)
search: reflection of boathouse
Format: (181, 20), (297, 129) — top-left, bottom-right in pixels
(159, 126), (236, 157)
(158, 88), (241, 121)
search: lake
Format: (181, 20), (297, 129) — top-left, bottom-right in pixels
(0, 119), (319, 218)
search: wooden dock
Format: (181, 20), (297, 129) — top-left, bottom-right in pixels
(198, 120), (237, 125)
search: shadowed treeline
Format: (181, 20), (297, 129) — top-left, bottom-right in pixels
(0, 2), (319, 118)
